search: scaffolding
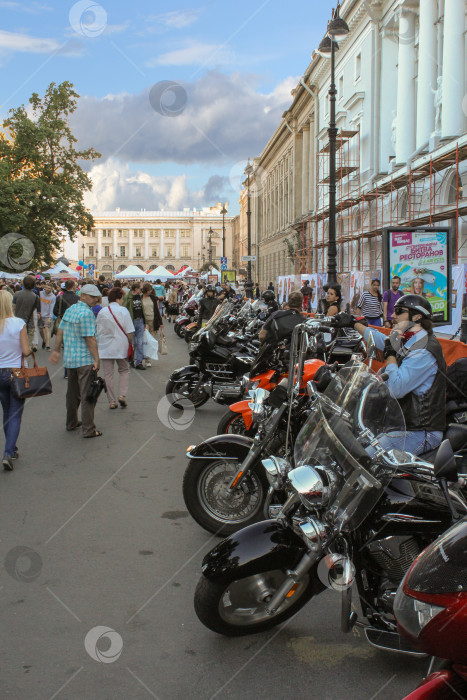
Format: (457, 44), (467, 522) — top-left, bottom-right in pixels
(295, 130), (467, 274)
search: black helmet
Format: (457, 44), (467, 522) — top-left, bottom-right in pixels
(394, 294), (432, 318)
(262, 290), (275, 304)
(205, 285), (215, 293)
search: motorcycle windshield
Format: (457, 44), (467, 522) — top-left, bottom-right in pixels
(237, 300), (253, 318)
(294, 361), (406, 532)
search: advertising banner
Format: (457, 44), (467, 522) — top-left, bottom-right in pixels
(384, 227), (451, 324)
(208, 274), (219, 285)
(349, 271), (364, 313)
(436, 264), (465, 335)
(221, 270), (236, 284)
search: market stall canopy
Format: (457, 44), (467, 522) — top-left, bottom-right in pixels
(44, 262), (79, 278)
(145, 265), (175, 281)
(200, 268), (221, 280)
(176, 266), (196, 277)
(0, 271), (26, 279)
(114, 265), (148, 279)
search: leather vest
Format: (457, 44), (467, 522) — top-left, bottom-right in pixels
(397, 333), (446, 432)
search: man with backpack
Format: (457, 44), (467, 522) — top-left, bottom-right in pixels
(383, 275), (404, 328)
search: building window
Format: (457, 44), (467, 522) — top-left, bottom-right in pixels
(120, 246), (126, 257)
(118, 229), (128, 238)
(104, 245), (110, 257)
(149, 229), (160, 238)
(164, 229), (175, 238)
(166, 245), (174, 257)
(180, 229), (191, 238)
(134, 229), (144, 237)
(151, 246), (158, 257)
(355, 53), (361, 82)
(88, 246), (94, 256)
(338, 75), (344, 101)
(182, 245), (190, 257)
(102, 229), (112, 237)
(135, 246), (142, 257)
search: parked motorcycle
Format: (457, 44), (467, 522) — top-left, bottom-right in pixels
(194, 360), (467, 642)
(395, 513), (467, 699)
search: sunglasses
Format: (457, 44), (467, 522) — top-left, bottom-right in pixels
(393, 307), (409, 316)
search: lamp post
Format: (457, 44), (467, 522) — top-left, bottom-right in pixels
(81, 243), (85, 279)
(207, 228), (214, 267)
(244, 158), (254, 299)
(317, 2), (349, 289)
(220, 205), (227, 259)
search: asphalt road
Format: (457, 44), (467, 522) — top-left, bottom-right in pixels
(0, 331), (428, 700)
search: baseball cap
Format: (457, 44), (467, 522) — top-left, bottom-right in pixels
(80, 284), (101, 297)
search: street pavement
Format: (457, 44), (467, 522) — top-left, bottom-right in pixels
(1, 330), (428, 700)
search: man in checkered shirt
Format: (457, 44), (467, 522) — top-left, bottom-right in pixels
(51, 285), (102, 438)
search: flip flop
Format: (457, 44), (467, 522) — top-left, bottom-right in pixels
(109, 402), (118, 409)
(83, 430), (103, 439)
(118, 396), (127, 408)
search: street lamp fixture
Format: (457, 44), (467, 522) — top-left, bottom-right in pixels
(317, 1), (349, 289)
(220, 205), (227, 259)
(244, 158), (254, 299)
(81, 243), (85, 278)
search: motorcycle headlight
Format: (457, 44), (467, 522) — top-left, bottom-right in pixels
(189, 342), (199, 352)
(261, 456), (290, 485)
(242, 374), (259, 392)
(288, 465), (325, 507)
(248, 388), (270, 419)
(394, 584), (444, 639)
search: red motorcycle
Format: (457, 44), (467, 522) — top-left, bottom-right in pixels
(395, 513), (467, 699)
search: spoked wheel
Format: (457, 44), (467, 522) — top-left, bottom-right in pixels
(194, 567), (318, 636)
(183, 458), (267, 535)
(166, 377), (209, 409)
(217, 409), (252, 436)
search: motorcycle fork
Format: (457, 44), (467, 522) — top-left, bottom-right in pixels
(265, 550), (318, 615)
(228, 441), (263, 490)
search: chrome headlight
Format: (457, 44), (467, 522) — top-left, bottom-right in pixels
(248, 387), (270, 419)
(288, 465), (325, 507)
(189, 342), (199, 352)
(261, 456), (291, 485)
(242, 374), (259, 392)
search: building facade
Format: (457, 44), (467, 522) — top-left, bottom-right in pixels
(247, 0), (467, 287)
(78, 205), (233, 277)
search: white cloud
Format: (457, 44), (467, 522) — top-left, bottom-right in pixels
(0, 1), (52, 12)
(146, 9), (201, 31)
(147, 40), (236, 67)
(0, 29), (63, 53)
(84, 159), (236, 212)
(72, 71), (298, 166)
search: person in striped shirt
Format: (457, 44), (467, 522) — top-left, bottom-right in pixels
(357, 278), (383, 326)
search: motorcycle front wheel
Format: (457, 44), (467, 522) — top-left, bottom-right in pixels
(183, 458), (267, 535)
(194, 568), (317, 636)
(217, 409), (252, 436)
(166, 376), (209, 409)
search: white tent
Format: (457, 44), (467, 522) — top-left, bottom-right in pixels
(0, 271), (25, 279)
(176, 266), (196, 277)
(44, 262), (79, 278)
(145, 265), (175, 281)
(115, 265), (148, 279)
(200, 268), (221, 280)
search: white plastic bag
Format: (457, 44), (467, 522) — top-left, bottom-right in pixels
(143, 329), (159, 360)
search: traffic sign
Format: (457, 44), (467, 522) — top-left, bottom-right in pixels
(221, 257), (227, 265)
(88, 263), (95, 271)
(241, 255), (256, 262)
(221, 264), (227, 270)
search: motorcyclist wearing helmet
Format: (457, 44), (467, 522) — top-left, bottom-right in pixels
(261, 289), (279, 317)
(334, 294), (446, 455)
(259, 291), (304, 344)
(197, 285), (221, 328)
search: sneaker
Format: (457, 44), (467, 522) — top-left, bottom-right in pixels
(11, 450), (19, 460)
(46, 347), (51, 351)
(129, 360), (135, 368)
(135, 363), (146, 370)
(32, 346), (37, 353)
(42, 341), (46, 349)
(2, 456), (14, 471)
(145, 361), (151, 367)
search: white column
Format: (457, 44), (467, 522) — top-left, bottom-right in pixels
(395, 9), (416, 162)
(441, 0), (466, 137)
(160, 229), (165, 262)
(175, 229), (180, 259)
(301, 125), (310, 213)
(128, 228), (133, 263)
(144, 229), (149, 259)
(97, 229), (102, 266)
(308, 119), (314, 212)
(113, 229), (118, 269)
(416, 0), (437, 147)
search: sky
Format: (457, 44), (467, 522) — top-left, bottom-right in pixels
(0, 0), (337, 217)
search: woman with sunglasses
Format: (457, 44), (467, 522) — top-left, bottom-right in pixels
(356, 278), (383, 326)
(334, 294), (446, 456)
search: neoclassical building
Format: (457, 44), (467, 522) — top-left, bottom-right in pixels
(247, 0), (467, 286)
(78, 205), (233, 276)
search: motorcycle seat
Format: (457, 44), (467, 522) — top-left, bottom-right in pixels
(421, 423), (467, 463)
(216, 336), (235, 347)
(446, 400), (467, 414)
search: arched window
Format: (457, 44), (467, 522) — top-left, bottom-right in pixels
(136, 264), (144, 270)
(166, 264), (175, 271)
(117, 264), (126, 272)
(101, 265), (112, 271)
(447, 171), (463, 204)
(149, 264), (158, 270)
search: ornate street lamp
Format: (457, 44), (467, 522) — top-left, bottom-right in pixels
(317, 2), (349, 289)
(220, 205), (227, 259)
(244, 158), (254, 299)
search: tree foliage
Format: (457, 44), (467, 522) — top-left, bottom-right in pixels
(0, 81), (101, 269)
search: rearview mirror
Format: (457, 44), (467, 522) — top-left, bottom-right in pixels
(433, 439), (458, 482)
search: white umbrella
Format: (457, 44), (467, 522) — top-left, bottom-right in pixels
(115, 265), (148, 279)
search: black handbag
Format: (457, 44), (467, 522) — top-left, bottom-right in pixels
(86, 369), (107, 404)
(10, 356), (53, 399)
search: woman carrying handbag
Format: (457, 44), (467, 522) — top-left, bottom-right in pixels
(0, 290), (34, 470)
(96, 287), (135, 409)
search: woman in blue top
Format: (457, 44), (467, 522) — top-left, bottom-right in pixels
(152, 279), (166, 318)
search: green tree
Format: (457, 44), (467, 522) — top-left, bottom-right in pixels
(0, 81), (101, 269)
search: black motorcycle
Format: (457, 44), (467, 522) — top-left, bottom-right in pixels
(194, 361), (467, 643)
(166, 301), (257, 408)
